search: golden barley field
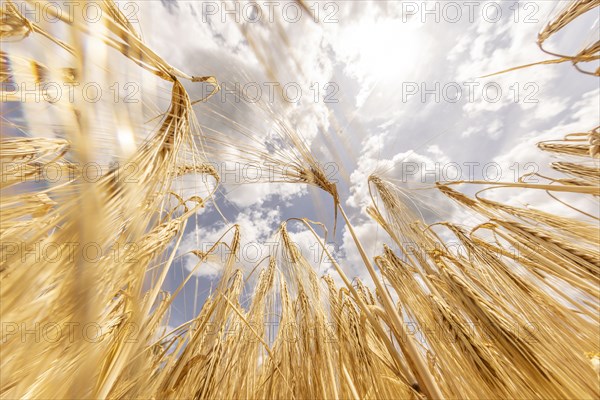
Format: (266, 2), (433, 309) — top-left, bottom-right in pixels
(0, 0), (599, 399)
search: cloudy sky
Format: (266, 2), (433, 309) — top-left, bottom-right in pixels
(132, 0), (598, 326)
(5, 1), (598, 326)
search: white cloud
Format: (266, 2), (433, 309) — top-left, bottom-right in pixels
(178, 206), (282, 277)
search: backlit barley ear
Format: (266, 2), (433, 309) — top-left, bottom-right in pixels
(589, 127), (600, 158)
(0, 1), (33, 41)
(538, 0), (598, 58)
(482, 2), (599, 78)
